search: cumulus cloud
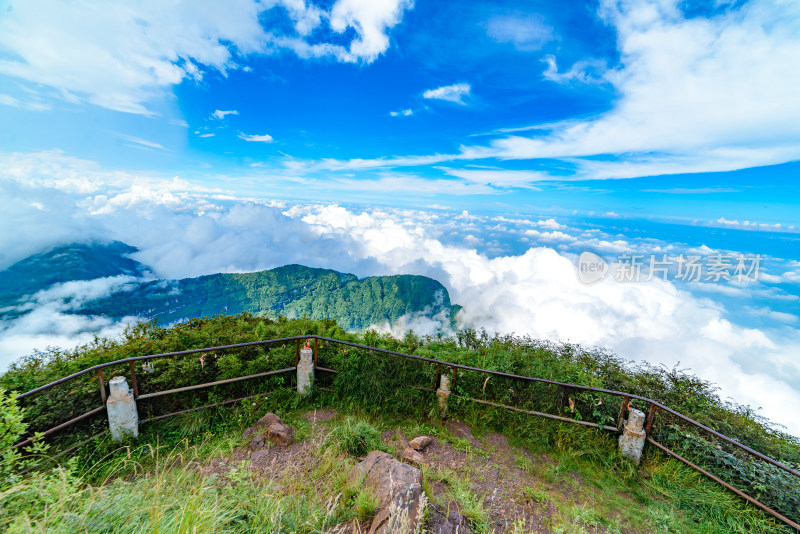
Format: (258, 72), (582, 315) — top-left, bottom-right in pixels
(390, 108), (414, 117)
(329, 0), (413, 63)
(0, 277), (140, 367)
(2, 163), (800, 435)
(0, 0), (412, 114)
(423, 83), (471, 105)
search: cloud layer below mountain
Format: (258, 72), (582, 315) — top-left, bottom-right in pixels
(1, 164), (799, 435)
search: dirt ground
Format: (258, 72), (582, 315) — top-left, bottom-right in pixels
(199, 409), (642, 533)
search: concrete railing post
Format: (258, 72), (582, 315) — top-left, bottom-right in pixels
(436, 373), (451, 416)
(297, 345), (314, 395)
(106, 376), (139, 441)
(619, 407), (646, 464)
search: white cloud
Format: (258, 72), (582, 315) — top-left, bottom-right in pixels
(116, 134), (167, 151)
(536, 218), (564, 230)
(423, 83), (471, 105)
(0, 0), (412, 114)
(390, 108), (414, 117)
(2, 159), (800, 435)
(329, 0), (414, 63)
(441, 168), (547, 187)
(211, 109), (239, 120)
(542, 54), (608, 85)
(487, 14), (554, 51)
(317, 0), (800, 180)
(0, 93), (51, 111)
(238, 133), (274, 143)
(486, 0), (800, 177)
(0, 277), (141, 369)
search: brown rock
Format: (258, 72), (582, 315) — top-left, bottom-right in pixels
(409, 436), (433, 451)
(256, 413), (283, 427)
(248, 434), (265, 450)
(401, 447), (425, 466)
(350, 451), (424, 534)
(266, 420), (294, 447)
(243, 412), (294, 449)
(427, 503), (474, 534)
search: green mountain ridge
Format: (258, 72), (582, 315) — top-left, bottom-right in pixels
(0, 243), (457, 332)
(80, 264), (456, 330)
(0, 241), (149, 306)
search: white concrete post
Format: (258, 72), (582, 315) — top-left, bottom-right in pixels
(619, 408), (646, 465)
(106, 376), (139, 441)
(297, 347), (314, 395)
(436, 373), (451, 415)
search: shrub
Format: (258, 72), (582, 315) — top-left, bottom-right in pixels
(0, 388), (47, 487)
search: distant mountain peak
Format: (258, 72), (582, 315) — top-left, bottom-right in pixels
(0, 241), (150, 303)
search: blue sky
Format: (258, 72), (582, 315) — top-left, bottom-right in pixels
(1, 0), (800, 434)
(1, 0), (798, 225)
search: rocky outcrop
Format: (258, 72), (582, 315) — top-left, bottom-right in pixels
(350, 451), (425, 534)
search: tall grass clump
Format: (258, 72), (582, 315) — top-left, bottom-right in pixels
(325, 418), (386, 457)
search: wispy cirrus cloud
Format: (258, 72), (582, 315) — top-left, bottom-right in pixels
(211, 110), (239, 120)
(116, 134), (167, 151)
(486, 14), (554, 51)
(238, 133), (274, 143)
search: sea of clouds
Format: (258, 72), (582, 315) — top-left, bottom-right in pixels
(1, 156), (799, 435)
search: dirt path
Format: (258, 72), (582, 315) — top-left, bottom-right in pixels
(200, 410), (643, 533)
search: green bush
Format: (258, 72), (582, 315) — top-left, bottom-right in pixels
(0, 388), (47, 487)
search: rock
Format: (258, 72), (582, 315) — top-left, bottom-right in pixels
(401, 447), (425, 466)
(426, 503), (474, 534)
(243, 412), (282, 438)
(266, 420), (294, 447)
(250, 449), (270, 464)
(248, 434), (265, 450)
(243, 412), (294, 449)
(350, 451), (425, 534)
(409, 436), (433, 451)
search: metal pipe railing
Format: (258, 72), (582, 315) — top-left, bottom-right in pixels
(10, 334), (800, 530)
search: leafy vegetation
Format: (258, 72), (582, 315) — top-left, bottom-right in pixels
(1, 314), (799, 532)
(80, 263), (455, 331)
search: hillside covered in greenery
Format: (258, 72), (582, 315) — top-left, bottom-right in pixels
(0, 242), (457, 331)
(79, 264), (455, 331)
(0, 241), (149, 308)
(2, 315), (799, 532)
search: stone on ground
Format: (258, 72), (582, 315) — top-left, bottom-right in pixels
(409, 435), (433, 451)
(350, 450), (425, 534)
(243, 412), (295, 449)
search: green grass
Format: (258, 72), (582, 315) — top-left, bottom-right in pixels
(325, 418), (386, 457)
(2, 315), (798, 533)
